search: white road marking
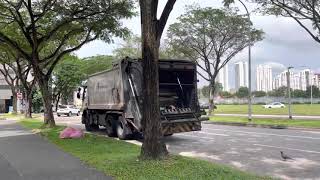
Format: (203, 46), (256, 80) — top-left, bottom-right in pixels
(203, 128), (320, 140)
(254, 144), (320, 154)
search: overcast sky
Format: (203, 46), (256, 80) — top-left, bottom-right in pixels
(75, 0), (320, 89)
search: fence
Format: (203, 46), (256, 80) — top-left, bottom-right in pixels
(200, 97), (320, 105)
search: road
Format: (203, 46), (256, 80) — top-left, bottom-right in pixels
(214, 113), (320, 120)
(55, 115), (320, 180)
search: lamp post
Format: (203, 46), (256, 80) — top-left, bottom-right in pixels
(287, 67), (293, 119)
(238, 0), (252, 122)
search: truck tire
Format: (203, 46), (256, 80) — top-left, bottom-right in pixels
(105, 115), (117, 137)
(84, 113), (99, 131)
(116, 117), (131, 140)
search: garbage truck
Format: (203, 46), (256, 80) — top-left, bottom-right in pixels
(78, 57), (208, 139)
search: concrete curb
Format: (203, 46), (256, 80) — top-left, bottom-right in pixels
(204, 121), (320, 131)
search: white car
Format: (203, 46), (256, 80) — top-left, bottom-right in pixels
(57, 105), (80, 117)
(263, 102), (285, 109)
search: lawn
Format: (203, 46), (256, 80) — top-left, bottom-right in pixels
(210, 116), (320, 129)
(0, 113), (23, 120)
(20, 119), (271, 180)
(213, 104), (320, 116)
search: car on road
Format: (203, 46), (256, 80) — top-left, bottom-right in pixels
(263, 102), (285, 109)
(57, 105), (80, 117)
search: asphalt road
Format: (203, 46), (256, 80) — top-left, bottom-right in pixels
(55, 115), (320, 180)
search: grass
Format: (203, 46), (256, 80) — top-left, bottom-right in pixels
(213, 104), (320, 116)
(20, 119), (271, 180)
(0, 113), (23, 119)
(210, 116), (320, 129)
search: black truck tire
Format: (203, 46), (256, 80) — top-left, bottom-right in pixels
(105, 115), (117, 137)
(116, 117), (131, 140)
(84, 113), (99, 131)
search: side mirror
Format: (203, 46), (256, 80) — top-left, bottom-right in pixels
(76, 88), (81, 99)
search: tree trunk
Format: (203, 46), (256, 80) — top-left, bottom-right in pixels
(24, 91), (32, 118)
(38, 76), (55, 127)
(11, 90), (17, 114)
(140, 0), (168, 160)
(55, 94), (61, 112)
(208, 81), (216, 115)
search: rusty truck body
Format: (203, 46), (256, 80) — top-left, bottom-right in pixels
(79, 57), (207, 139)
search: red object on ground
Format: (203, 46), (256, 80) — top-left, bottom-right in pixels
(59, 127), (84, 139)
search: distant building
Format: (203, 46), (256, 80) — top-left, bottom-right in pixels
(256, 65), (273, 92)
(234, 61), (248, 90)
(0, 71), (13, 113)
(217, 64), (229, 91)
(299, 69), (312, 90)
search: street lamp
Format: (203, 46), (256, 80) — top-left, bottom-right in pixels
(287, 66), (293, 119)
(238, 0), (252, 121)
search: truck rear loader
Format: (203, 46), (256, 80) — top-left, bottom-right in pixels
(78, 58), (207, 139)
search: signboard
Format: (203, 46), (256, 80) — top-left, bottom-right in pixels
(17, 93), (23, 100)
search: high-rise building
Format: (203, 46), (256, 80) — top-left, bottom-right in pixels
(234, 61), (248, 90)
(217, 64), (229, 91)
(299, 69), (312, 90)
(314, 73), (320, 88)
(256, 65), (273, 92)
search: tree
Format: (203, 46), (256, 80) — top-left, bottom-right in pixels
(307, 85), (320, 98)
(0, 44), (35, 117)
(82, 55), (114, 76)
(201, 83), (223, 99)
(268, 86), (287, 97)
(252, 91), (267, 97)
(52, 55), (85, 110)
(113, 35), (142, 59)
(220, 91), (234, 98)
(292, 89), (307, 98)
(224, 0), (320, 44)
(236, 87), (249, 98)
(168, 6), (263, 114)
(0, 58), (19, 114)
(0, 0), (134, 127)
(139, 0), (176, 159)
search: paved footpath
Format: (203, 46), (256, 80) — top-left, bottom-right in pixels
(0, 120), (112, 180)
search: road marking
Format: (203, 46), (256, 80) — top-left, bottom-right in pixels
(254, 144), (320, 154)
(203, 128), (320, 140)
(196, 131), (229, 137)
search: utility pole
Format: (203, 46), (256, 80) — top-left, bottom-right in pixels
(311, 75), (313, 105)
(287, 67), (293, 119)
(238, 0), (252, 122)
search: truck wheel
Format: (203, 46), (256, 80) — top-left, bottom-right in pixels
(116, 117), (131, 140)
(77, 111), (80, 116)
(105, 115), (117, 137)
(84, 113), (99, 131)
(68, 111), (72, 117)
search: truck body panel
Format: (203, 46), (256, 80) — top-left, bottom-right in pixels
(81, 58), (207, 138)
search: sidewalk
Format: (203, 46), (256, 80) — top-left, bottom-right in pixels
(0, 121), (112, 180)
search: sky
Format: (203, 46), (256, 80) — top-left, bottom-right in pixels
(75, 0), (320, 89)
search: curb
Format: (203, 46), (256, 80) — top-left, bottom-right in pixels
(204, 121), (320, 131)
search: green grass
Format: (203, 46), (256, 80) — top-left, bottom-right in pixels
(214, 104), (320, 116)
(0, 113), (23, 119)
(20, 119), (271, 180)
(210, 116), (320, 129)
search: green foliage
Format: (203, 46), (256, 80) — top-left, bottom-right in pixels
(113, 35), (141, 59)
(220, 91), (234, 98)
(20, 120), (270, 180)
(236, 87), (249, 98)
(268, 86), (287, 97)
(306, 85), (320, 98)
(32, 89), (43, 113)
(252, 91), (266, 97)
(167, 5), (263, 94)
(292, 89), (307, 98)
(201, 83), (223, 98)
(53, 55), (85, 104)
(82, 55), (114, 76)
